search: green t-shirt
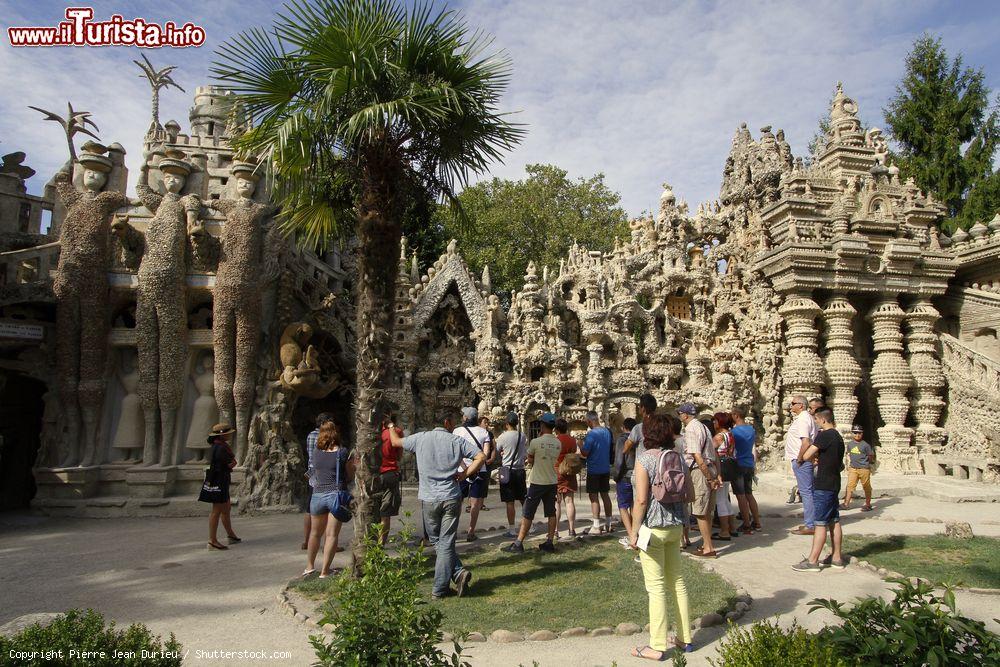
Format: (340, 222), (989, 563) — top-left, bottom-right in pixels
(527, 434), (562, 486)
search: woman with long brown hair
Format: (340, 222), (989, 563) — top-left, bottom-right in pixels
(628, 413), (693, 660)
(304, 420), (353, 577)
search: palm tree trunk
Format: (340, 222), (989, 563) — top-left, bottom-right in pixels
(351, 173), (401, 575)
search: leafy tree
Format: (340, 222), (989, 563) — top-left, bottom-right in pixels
(883, 34), (1000, 230)
(213, 0), (522, 571)
(438, 164), (629, 300)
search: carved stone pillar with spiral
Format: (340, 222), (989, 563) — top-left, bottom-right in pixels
(822, 297), (862, 436)
(868, 298), (915, 472)
(906, 300), (947, 454)
(778, 293), (825, 398)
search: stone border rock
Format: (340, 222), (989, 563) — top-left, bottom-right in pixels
(850, 559), (1000, 595)
(276, 557), (756, 643)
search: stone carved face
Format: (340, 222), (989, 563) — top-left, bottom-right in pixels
(235, 175), (256, 199)
(83, 168), (107, 192)
(163, 172), (186, 194)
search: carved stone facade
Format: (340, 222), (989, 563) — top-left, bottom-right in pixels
(2, 77), (1000, 514)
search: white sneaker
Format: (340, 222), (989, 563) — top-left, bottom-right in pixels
(504, 529), (517, 538)
(618, 537), (631, 549)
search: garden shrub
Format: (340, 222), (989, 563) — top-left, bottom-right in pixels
(312, 525), (468, 666)
(708, 619), (844, 667)
(810, 578), (1000, 666)
(0, 609), (181, 666)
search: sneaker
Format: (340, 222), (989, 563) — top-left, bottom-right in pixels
(821, 555), (847, 570)
(538, 541), (556, 554)
(454, 569), (473, 597)
(504, 529), (517, 539)
(792, 559), (822, 573)
(618, 536), (632, 549)
(633, 556), (641, 563)
(501, 542), (524, 554)
(431, 589), (455, 600)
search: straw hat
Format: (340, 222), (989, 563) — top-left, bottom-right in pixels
(207, 423), (236, 444)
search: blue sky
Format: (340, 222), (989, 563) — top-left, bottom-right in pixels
(2, 0), (999, 217)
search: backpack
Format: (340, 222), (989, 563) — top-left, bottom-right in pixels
(651, 448), (693, 504)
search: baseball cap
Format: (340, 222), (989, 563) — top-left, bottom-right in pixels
(677, 402), (698, 416)
(539, 412), (557, 426)
(461, 406), (478, 421)
(851, 424), (864, 433)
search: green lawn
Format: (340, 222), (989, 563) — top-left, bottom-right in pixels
(844, 535), (1000, 589)
(292, 537), (735, 634)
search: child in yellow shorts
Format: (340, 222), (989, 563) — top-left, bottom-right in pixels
(842, 425), (875, 511)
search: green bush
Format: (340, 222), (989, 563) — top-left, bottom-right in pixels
(708, 619), (844, 667)
(810, 578), (1000, 666)
(0, 609), (181, 666)
(312, 525), (467, 666)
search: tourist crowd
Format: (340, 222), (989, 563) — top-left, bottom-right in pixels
(284, 394), (875, 660)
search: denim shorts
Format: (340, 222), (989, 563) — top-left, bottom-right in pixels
(616, 478), (634, 510)
(812, 489), (840, 526)
(310, 491), (339, 516)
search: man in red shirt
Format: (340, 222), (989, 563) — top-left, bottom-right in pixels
(379, 415), (404, 545)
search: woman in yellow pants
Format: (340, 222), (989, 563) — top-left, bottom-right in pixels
(627, 414), (693, 660)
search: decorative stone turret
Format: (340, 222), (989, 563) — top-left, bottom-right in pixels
(868, 298), (915, 471)
(779, 293), (824, 397)
(823, 297), (862, 433)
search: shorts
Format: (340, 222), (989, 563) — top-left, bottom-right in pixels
(310, 490), (341, 516)
(586, 472), (610, 494)
(731, 466), (755, 495)
(616, 478), (634, 510)
(557, 473), (578, 494)
(813, 489), (841, 526)
(500, 468), (527, 503)
(378, 470), (402, 518)
(460, 471), (490, 499)
(846, 467), (872, 495)
(690, 467), (716, 517)
(522, 483), (557, 520)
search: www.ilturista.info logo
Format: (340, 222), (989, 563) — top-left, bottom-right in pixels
(7, 7), (205, 48)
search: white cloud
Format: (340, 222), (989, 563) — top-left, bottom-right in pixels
(2, 0), (998, 217)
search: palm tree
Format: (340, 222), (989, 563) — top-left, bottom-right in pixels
(28, 102), (100, 162)
(213, 0), (523, 569)
(134, 54), (185, 137)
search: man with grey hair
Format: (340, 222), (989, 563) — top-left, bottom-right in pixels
(580, 410), (614, 534)
(388, 409), (485, 598)
(785, 394), (818, 535)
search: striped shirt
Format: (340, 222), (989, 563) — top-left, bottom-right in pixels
(306, 428), (319, 488)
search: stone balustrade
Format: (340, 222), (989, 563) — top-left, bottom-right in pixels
(0, 241), (60, 289)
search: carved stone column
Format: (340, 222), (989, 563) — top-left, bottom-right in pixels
(867, 298), (915, 471)
(778, 293), (824, 397)
(822, 297), (861, 435)
(906, 300), (946, 453)
(586, 341), (606, 406)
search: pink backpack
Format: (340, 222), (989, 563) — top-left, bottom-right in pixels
(651, 448), (693, 504)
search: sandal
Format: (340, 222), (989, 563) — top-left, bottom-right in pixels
(860, 505), (873, 512)
(207, 542), (228, 551)
(752, 522), (762, 530)
(692, 547), (718, 558)
(301, 568), (317, 577)
(227, 535), (242, 544)
(682, 538), (693, 548)
(630, 645), (667, 661)
(711, 534), (732, 541)
(672, 637), (694, 653)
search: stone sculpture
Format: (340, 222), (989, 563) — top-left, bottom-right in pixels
(184, 350), (218, 462)
(192, 161), (276, 462)
(110, 348), (144, 463)
(51, 141), (129, 467)
(113, 148), (200, 467)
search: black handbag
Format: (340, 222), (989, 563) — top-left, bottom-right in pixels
(719, 457), (739, 483)
(198, 468), (225, 503)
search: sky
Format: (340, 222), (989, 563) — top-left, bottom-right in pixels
(2, 0), (999, 218)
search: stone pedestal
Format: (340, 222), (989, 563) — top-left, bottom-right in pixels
(125, 466), (178, 498)
(33, 466), (101, 500)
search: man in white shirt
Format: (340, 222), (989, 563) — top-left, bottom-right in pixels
(455, 406), (494, 542)
(784, 395), (818, 535)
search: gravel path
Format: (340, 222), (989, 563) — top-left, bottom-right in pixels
(1, 484), (997, 666)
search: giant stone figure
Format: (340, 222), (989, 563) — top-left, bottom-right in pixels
(113, 148), (200, 466)
(192, 161), (276, 462)
(51, 142), (128, 466)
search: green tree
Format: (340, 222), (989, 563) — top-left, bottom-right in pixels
(439, 164), (629, 299)
(213, 0), (522, 570)
(883, 34), (1000, 230)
